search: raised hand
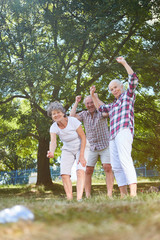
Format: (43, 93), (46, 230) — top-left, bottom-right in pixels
(75, 95), (81, 103)
(116, 56), (134, 75)
(90, 85), (96, 96)
(116, 56), (127, 65)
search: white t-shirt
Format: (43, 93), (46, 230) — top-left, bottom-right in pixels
(50, 117), (81, 151)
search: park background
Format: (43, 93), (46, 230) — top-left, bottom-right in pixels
(0, 0), (160, 239)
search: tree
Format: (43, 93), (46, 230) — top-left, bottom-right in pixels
(0, 100), (37, 171)
(0, 0), (159, 186)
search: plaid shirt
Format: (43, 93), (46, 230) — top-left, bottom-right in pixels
(99, 73), (138, 140)
(78, 110), (109, 151)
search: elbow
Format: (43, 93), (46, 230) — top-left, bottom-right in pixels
(70, 112), (74, 117)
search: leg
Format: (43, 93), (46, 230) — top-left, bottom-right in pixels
(102, 163), (114, 197)
(129, 183), (137, 197)
(76, 169), (85, 200)
(61, 174), (73, 200)
(60, 150), (75, 200)
(99, 147), (114, 197)
(85, 166), (94, 198)
(83, 149), (98, 198)
(109, 139), (128, 198)
(119, 185), (128, 198)
(115, 129), (137, 197)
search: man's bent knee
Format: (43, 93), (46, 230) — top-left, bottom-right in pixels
(85, 166), (94, 175)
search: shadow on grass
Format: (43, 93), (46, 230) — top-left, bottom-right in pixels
(0, 181), (160, 198)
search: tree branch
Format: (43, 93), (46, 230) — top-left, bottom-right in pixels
(23, 90), (47, 117)
(27, 133), (39, 140)
(0, 95), (27, 104)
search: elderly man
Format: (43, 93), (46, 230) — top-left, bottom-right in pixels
(90, 56), (138, 198)
(70, 95), (114, 198)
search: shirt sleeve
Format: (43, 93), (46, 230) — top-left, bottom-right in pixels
(99, 104), (112, 113)
(70, 117), (81, 130)
(127, 72), (138, 97)
(50, 123), (58, 134)
(77, 111), (85, 122)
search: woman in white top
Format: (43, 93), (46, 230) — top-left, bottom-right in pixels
(47, 101), (86, 201)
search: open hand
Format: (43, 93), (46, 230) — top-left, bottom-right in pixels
(78, 156), (86, 167)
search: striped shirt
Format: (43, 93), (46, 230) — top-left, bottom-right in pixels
(78, 110), (109, 151)
(99, 73), (138, 140)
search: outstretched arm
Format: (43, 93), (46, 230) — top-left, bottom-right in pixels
(70, 95), (81, 121)
(116, 56), (134, 75)
(47, 133), (57, 158)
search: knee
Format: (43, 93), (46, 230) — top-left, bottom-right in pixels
(61, 174), (70, 180)
(103, 164), (112, 173)
(77, 169), (85, 177)
(85, 166), (94, 175)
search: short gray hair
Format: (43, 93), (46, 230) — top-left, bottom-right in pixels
(83, 95), (92, 105)
(47, 101), (66, 117)
(108, 79), (125, 92)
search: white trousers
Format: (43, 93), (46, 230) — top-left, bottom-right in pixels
(109, 128), (137, 187)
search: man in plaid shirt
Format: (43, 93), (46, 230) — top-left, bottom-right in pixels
(70, 95), (114, 198)
(90, 56), (138, 198)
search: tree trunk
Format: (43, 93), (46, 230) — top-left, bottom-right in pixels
(36, 136), (53, 186)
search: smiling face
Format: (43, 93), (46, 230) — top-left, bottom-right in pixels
(51, 109), (64, 122)
(109, 80), (123, 99)
(84, 96), (96, 114)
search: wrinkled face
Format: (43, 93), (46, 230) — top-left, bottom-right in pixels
(51, 110), (64, 122)
(85, 97), (96, 113)
(109, 81), (123, 99)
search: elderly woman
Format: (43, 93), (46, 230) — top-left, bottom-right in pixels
(47, 101), (86, 201)
(90, 56), (138, 198)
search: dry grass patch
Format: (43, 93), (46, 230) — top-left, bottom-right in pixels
(0, 181), (160, 240)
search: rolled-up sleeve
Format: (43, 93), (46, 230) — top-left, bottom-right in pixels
(99, 104), (110, 113)
(127, 73), (138, 97)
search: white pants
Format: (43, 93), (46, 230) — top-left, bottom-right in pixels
(109, 129), (137, 187)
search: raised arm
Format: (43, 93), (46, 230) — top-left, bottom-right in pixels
(90, 86), (102, 110)
(70, 95), (81, 121)
(117, 56), (138, 96)
(47, 133), (57, 158)
(76, 126), (86, 167)
(116, 56), (134, 75)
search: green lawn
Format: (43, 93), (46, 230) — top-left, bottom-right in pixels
(0, 179), (160, 240)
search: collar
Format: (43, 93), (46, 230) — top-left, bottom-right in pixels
(86, 109), (98, 115)
(114, 92), (125, 102)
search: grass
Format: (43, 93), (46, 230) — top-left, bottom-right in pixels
(0, 179), (160, 240)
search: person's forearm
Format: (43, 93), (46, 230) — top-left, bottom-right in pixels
(79, 136), (86, 157)
(122, 62), (134, 75)
(49, 141), (57, 153)
(70, 102), (78, 116)
(91, 94), (102, 110)
(97, 98), (104, 106)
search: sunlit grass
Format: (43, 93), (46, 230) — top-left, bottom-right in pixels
(0, 180), (160, 240)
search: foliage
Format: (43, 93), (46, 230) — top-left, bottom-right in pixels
(0, 0), (159, 184)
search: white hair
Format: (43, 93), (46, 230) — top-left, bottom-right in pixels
(47, 101), (66, 117)
(83, 95), (92, 105)
(109, 79), (125, 92)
